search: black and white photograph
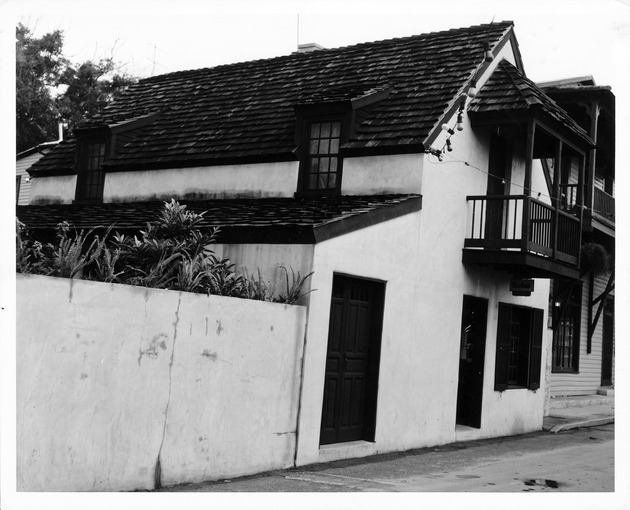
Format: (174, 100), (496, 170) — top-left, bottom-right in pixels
(2, 0), (628, 509)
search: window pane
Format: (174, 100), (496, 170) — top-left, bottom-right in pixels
(320, 157), (330, 173)
(330, 139), (339, 153)
(330, 158), (338, 173)
(321, 122), (331, 138)
(309, 174), (318, 189)
(331, 122), (341, 137)
(328, 173), (337, 188)
(309, 140), (319, 155)
(310, 158), (320, 173)
(319, 139), (330, 155)
(310, 123), (321, 138)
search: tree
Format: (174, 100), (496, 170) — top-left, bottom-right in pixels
(16, 23), (67, 152)
(16, 23), (137, 153)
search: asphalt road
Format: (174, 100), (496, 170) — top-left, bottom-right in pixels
(158, 423), (614, 493)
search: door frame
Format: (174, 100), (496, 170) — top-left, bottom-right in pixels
(319, 273), (386, 445)
(456, 295), (488, 428)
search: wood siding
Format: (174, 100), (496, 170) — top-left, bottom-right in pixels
(549, 272), (614, 396)
(16, 153), (46, 205)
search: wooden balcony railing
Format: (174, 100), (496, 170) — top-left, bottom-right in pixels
(465, 195), (581, 266)
(559, 183), (578, 212)
(593, 187), (615, 223)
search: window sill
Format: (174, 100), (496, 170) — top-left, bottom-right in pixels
(551, 368), (579, 374)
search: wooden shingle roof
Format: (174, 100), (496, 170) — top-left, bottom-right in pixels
(17, 195), (422, 244)
(468, 60), (594, 147)
(29, 22), (514, 175)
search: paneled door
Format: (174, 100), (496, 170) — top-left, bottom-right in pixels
(319, 275), (385, 445)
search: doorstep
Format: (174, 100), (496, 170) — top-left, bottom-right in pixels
(318, 440), (377, 464)
(548, 393), (614, 410)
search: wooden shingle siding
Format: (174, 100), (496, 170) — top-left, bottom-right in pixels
(549, 272), (613, 396)
(16, 153), (44, 205)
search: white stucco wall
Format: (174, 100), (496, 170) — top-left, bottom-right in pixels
(212, 243), (315, 302)
(17, 274), (306, 491)
(29, 174), (77, 205)
(294, 190), (550, 467)
(103, 161), (300, 202)
(341, 153), (423, 195)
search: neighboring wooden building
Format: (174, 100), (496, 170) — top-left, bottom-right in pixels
(16, 128), (64, 205)
(540, 78), (615, 401)
(16, 147), (45, 206)
(17, 22), (609, 474)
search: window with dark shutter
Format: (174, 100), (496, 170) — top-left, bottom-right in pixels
(16, 175), (22, 204)
(494, 303), (512, 391)
(528, 308), (544, 390)
(551, 280), (582, 373)
(494, 303), (544, 391)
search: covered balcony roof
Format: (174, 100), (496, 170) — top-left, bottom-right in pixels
(468, 60), (595, 152)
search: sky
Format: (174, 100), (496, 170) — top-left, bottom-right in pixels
(2, 0), (630, 509)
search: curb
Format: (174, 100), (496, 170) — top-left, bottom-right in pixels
(548, 417), (614, 434)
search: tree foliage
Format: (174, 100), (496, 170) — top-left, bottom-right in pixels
(16, 23), (137, 152)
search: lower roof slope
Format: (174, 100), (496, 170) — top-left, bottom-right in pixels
(17, 195), (422, 244)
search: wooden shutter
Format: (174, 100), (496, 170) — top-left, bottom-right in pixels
(528, 308), (544, 390)
(494, 303), (511, 391)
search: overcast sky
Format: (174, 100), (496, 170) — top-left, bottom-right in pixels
(11, 0), (630, 85)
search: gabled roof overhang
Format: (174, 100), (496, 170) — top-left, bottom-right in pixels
(468, 60), (595, 153)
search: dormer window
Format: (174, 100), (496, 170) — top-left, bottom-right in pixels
(295, 87), (390, 196)
(75, 139), (107, 202)
(304, 119), (342, 192)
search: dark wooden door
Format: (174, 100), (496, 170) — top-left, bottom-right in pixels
(320, 275), (385, 445)
(456, 296), (488, 428)
(485, 133), (511, 241)
(601, 300), (614, 387)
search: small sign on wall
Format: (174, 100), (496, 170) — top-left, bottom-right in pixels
(510, 278), (534, 296)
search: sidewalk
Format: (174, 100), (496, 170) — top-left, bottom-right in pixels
(157, 399), (614, 493)
(543, 395), (615, 433)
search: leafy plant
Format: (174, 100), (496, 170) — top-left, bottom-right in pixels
(274, 266), (315, 305)
(580, 243), (610, 276)
(16, 200), (314, 305)
(240, 268), (272, 301)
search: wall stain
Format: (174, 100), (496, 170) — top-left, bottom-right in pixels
(201, 349), (218, 361)
(137, 334), (169, 366)
(216, 319), (224, 336)
(205, 317), (209, 336)
(79, 373), (88, 379)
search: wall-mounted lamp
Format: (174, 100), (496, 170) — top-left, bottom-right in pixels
(483, 41), (494, 62)
(456, 111), (464, 131)
(441, 124), (455, 135)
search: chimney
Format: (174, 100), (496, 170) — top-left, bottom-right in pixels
(296, 43), (326, 54)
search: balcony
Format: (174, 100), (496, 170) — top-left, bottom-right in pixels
(463, 195), (582, 279)
(592, 187), (615, 224)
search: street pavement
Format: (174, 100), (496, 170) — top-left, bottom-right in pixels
(157, 417), (614, 493)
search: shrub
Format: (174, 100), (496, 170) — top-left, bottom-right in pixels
(16, 200), (313, 304)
